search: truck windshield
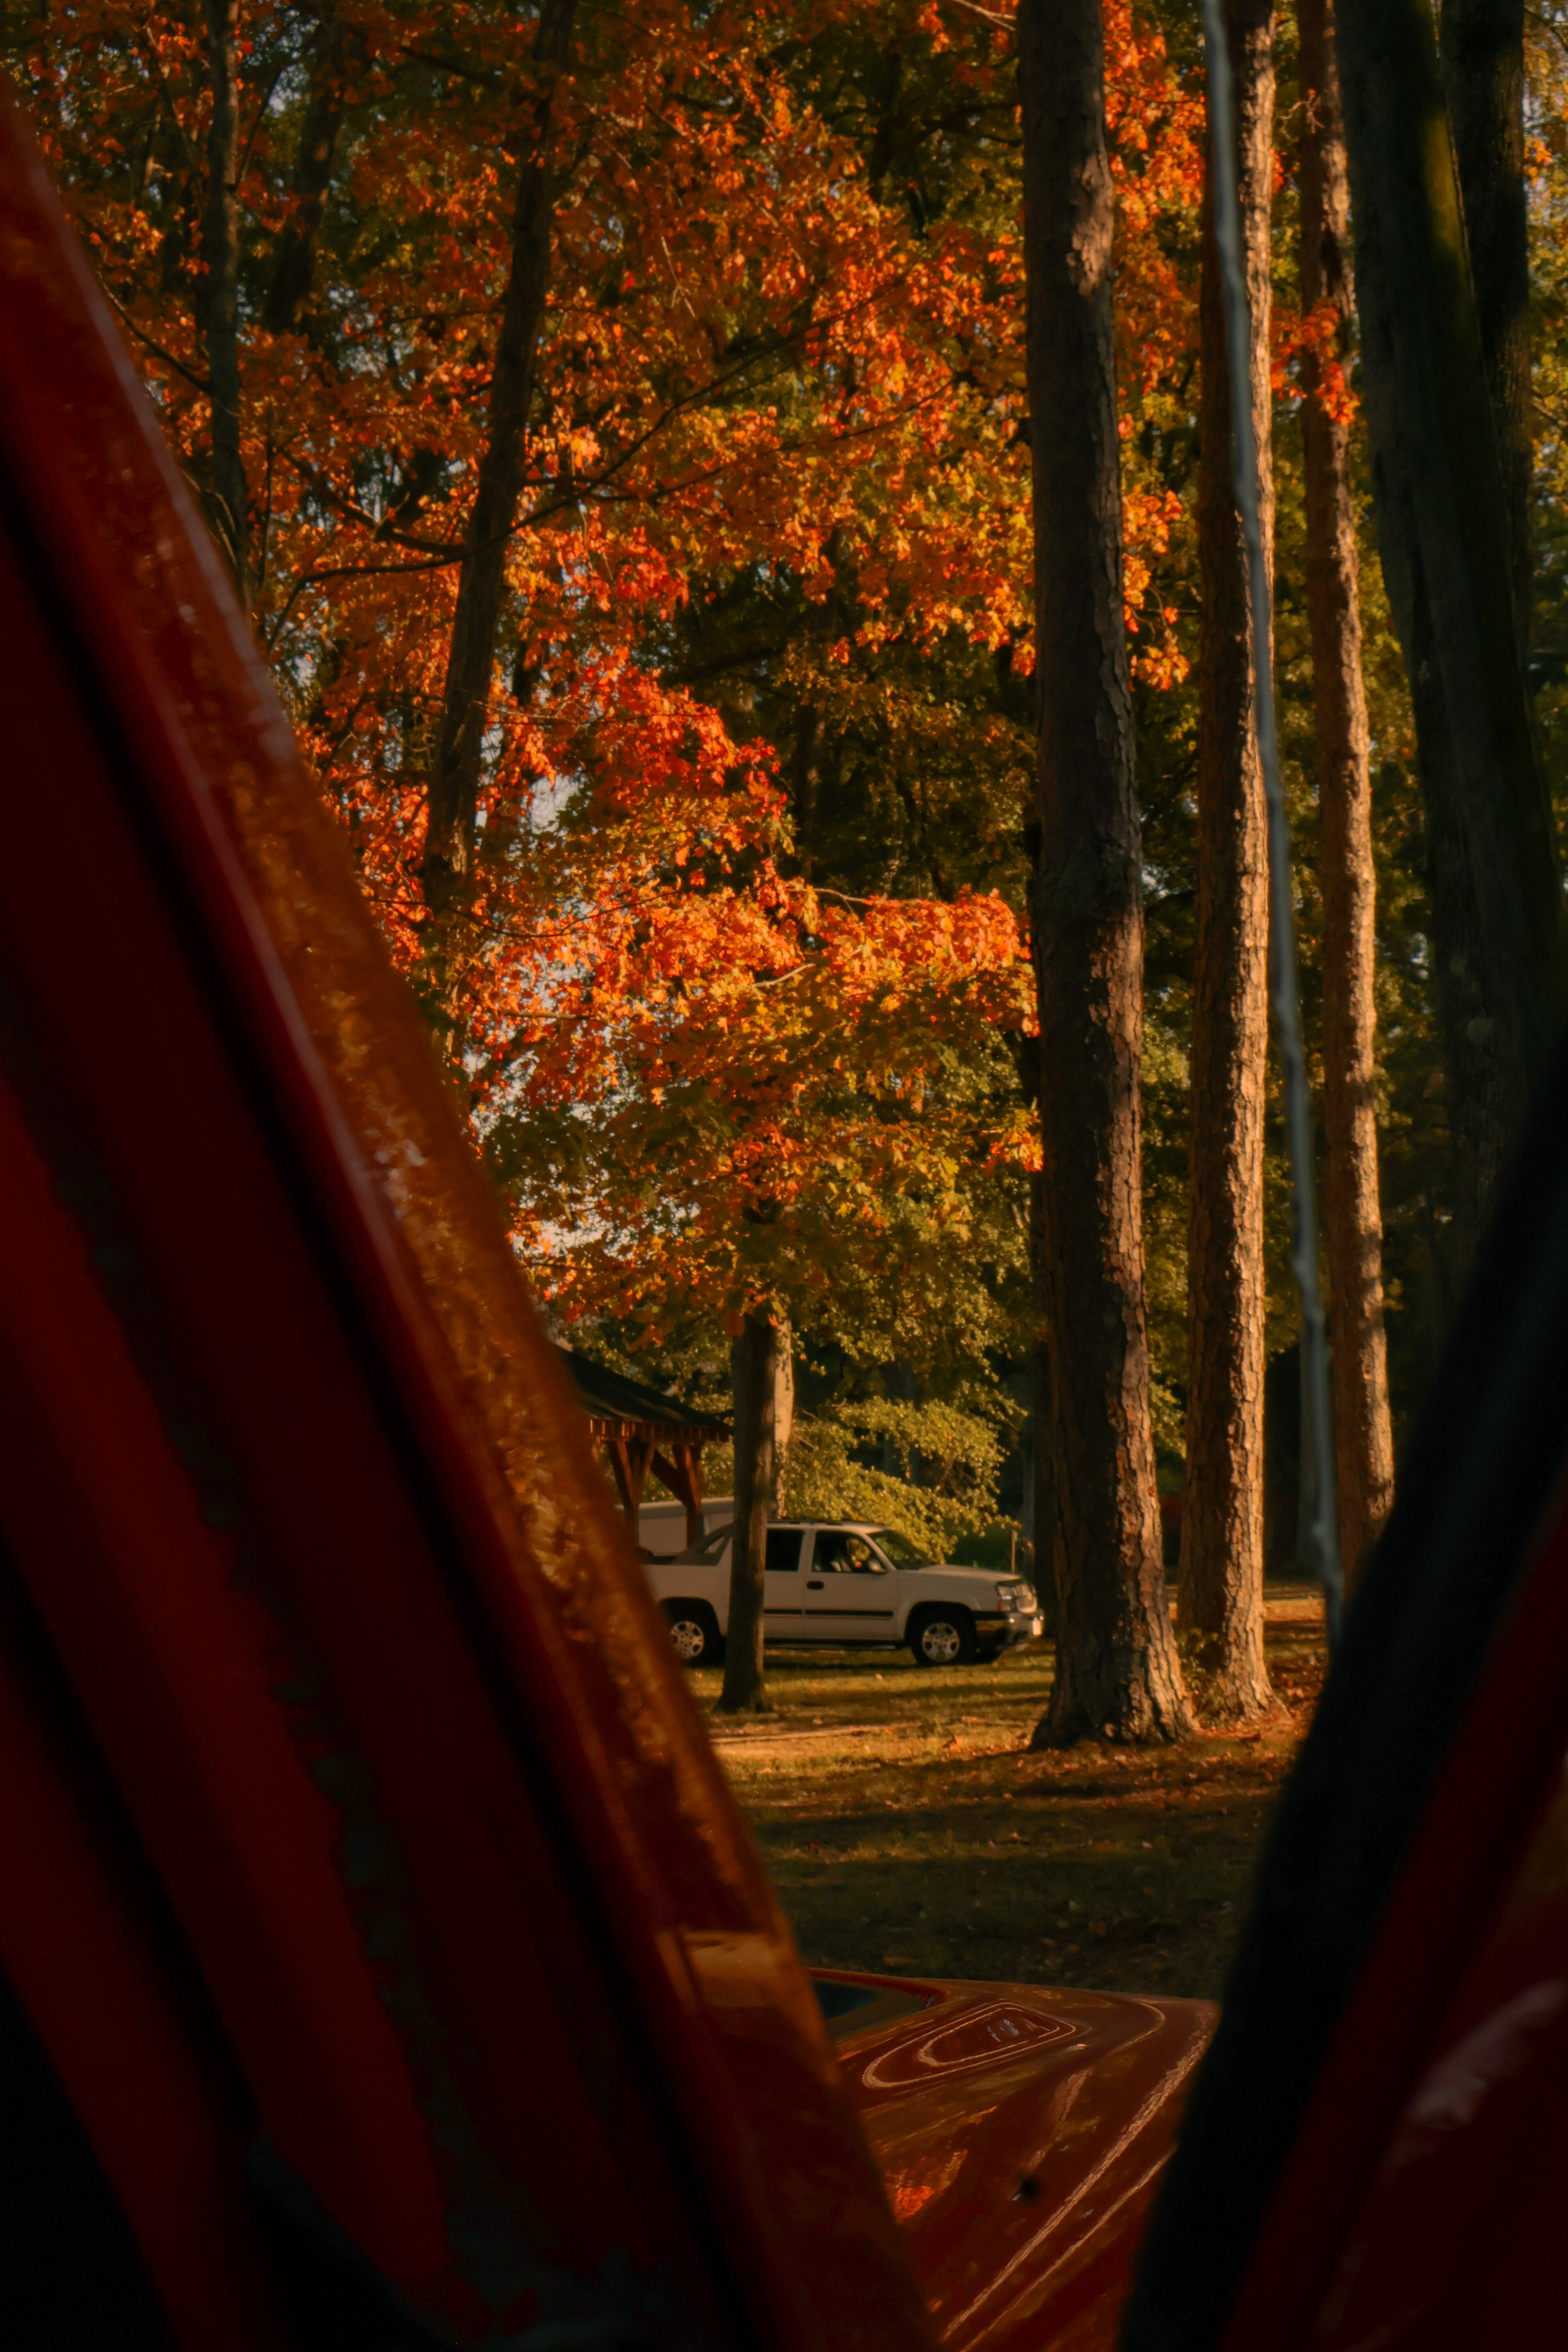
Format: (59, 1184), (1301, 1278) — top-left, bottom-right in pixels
(871, 1527), (929, 1567)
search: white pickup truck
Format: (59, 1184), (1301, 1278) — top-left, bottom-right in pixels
(637, 1501), (1043, 1669)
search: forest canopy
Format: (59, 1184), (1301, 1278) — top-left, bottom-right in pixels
(8, 0), (1563, 1665)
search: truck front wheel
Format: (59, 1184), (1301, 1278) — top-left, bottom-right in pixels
(908, 1608), (975, 1668)
(662, 1601), (724, 1667)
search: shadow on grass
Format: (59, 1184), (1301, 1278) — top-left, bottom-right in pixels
(697, 1596), (1328, 2000)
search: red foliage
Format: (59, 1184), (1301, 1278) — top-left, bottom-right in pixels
(17, 0), (1202, 1338)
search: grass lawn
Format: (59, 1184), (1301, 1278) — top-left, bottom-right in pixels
(695, 1583), (1327, 2002)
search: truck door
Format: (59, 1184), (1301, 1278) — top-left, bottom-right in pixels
(762, 1526), (808, 1637)
(803, 1530), (898, 1643)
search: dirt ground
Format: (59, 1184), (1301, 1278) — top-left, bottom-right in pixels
(695, 1584), (1327, 2002)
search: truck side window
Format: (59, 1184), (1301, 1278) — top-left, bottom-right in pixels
(765, 1529), (804, 1573)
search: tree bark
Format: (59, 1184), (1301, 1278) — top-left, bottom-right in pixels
(422, 0), (577, 1019)
(200, 0), (247, 606)
(769, 1315), (793, 1517)
(1439, 0), (1530, 639)
(1179, 0), (1276, 1720)
(1336, 0), (1561, 1275)
(719, 1312), (786, 1714)
(1299, 0), (1396, 1586)
(1018, 0), (1192, 1747)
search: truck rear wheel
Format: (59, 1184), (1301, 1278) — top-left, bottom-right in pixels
(662, 1600), (724, 1667)
(908, 1608), (975, 1668)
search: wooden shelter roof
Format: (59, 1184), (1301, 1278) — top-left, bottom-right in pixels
(555, 1347), (729, 1445)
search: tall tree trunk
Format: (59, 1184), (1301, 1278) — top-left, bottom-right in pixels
(201, 0), (247, 606)
(1018, 0), (1192, 1747)
(1337, 0), (1561, 1275)
(421, 0), (577, 1031)
(719, 1312), (786, 1715)
(1179, 0), (1276, 1721)
(1440, 0), (1531, 639)
(263, 10), (350, 335)
(1300, 0), (1396, 1586)
(769, 1315), (793, 1517)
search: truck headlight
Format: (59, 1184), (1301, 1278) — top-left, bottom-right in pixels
(995, 1581), (1038, 1613)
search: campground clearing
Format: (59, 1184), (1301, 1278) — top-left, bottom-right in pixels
(699, 1583), (1326, 2001)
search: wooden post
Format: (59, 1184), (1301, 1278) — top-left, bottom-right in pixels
(605, 1435), (653, 1534)
(653, 1441), (706, 1547)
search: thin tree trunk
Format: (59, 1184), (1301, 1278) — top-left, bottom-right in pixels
(1014, 1037), (1055, 1623)
(719, 1312), (786, 1714)
(1179, 0), (1275, 1721)
(1027, 1164), (1054, 1627)
(1018, 0), (1192, 1747)
(421, 0), (577, 1021)
(1440, 0), (1531, 639)
(201, 0), (247, 606)
(1300, 0), (1396, 1586)
(263, 10), (350, 335)
(1336, 0), (1561, 1274)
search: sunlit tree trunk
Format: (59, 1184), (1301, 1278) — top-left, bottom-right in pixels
(200, 0), (247, 606)
(719, 1311), (787, 1714)
(422, 0), (577, 1035)
(769, 1317), (794, 1517)
(1018, 0), (1192, 1746)
(1179, 0), (1276, 1721)
(1440, 0), (1531, 639)
(1300, 0), (1396, 1586)
(1337, 0), (1560, 1276)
